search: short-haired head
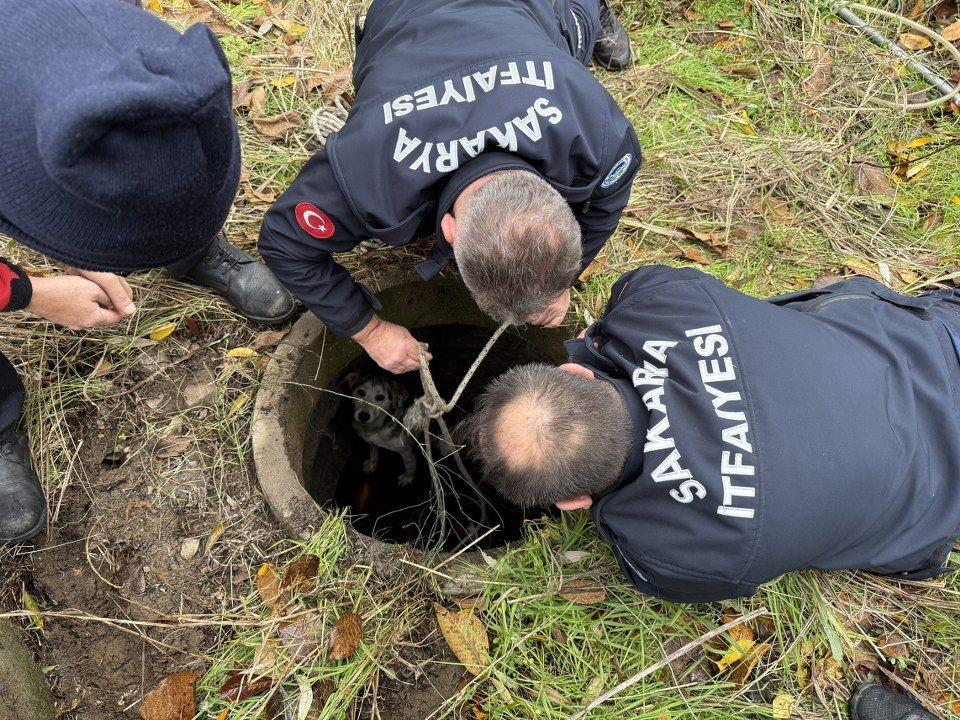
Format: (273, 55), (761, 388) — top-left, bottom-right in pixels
(458, 363), (631, 507)
(451, 170), (581, 323)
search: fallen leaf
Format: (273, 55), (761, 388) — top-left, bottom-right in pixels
(270, 74), (297, 88)
(156, 436), (191, 459)
(907, 0), (926, 18)
(278, 612), (325, 662)
(311, 679), (335, 714)
(802, 44), (833, 96)
(854, 163), (896, 196)
(904, 158), (931, 181)
(281, 555), (320, 592)
(772, 692), (794, 718)
(226, 347), (258, 358)
(739, 110), (757, 135)
(147, 0), (163, 13)
(899, 32), (932, 50)
(682, 247), (711, 265)
(561, 550), (591, 564)
(728, 641), (770, 684)
(879, 632), (911, 659)
(182, 315), (202, 338)
(328, 611), (363, 661)
(252, 330), (288, 350)
(90, 355), (113, 379)
(713, 619), (756, 672)
(256, 563), (284, 608)
(253, 111), (302, 139)
(227, 394), (250, 418)
(434, 603), (491, 675)
(22, 588), (42, 631)
(843, 257), (885, 282)
(214, 709), (228, 720)
(247, 86), (268, 116)
(558, 577), (606, 605)
(139, 670), (197, 720)
(217, 672), (273, 702)
(205, 522), (226, 554)
(180, 537), (200, 561)
(149, 323), (177, 341)
(579, 259), (606, 282)
(683, 7), (704, 21)
(942, 20), (960, 40)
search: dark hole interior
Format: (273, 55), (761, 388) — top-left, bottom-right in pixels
(306, 323), (559, 551)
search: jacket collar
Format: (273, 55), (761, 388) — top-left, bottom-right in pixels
(415, 152), (539, 281)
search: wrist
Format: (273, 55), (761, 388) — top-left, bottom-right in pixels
(0, 262), (33, 312)
(352, 314), (381, 345)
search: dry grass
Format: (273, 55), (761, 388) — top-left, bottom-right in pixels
(0, 0), (958, 718)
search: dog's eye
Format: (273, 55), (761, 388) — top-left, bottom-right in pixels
(356, 389), (365, 398)
(375, 394), (385, 402)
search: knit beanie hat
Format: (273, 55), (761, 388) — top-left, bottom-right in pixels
(0, 0), (241, 272)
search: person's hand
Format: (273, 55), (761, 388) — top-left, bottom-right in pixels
(352, 315), (431, 374)
(527, 288), (571, 327)
(26, 275), (135, 329)
(65, 268), (136, 316)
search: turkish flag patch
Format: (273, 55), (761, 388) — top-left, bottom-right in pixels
(295, 203), (335, 239)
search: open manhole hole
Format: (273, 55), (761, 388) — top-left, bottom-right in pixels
(252, 276), (568, 552)
(308, 322), (560, 550)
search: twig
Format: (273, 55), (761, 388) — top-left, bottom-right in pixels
(567, 607), (770, 720)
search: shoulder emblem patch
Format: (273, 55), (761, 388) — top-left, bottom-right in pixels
(295, 203), (335, 240)
(600, 153), (633, 190)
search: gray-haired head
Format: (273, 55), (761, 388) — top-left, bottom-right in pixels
(453, 171), (582, 324)
(457, 363), (631, 506)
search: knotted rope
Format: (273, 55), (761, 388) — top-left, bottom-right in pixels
(403, 322), (511, 549)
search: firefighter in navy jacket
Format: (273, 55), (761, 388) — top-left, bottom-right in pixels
(462, 266), (960, 602)
(259, 0), (642, 373)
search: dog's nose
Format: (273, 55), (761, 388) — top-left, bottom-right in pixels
(357, 411), (371, 423)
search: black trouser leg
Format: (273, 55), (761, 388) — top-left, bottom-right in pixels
(0, 352), (25, 435)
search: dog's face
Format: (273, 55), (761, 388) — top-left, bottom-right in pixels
(344, 373), (408, 429)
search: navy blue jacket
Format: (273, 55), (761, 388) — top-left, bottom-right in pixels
(259, 0), (642, 337)
(566, 266), (960, 602)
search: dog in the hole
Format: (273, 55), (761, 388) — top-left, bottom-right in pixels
(344, 373), (417, 487)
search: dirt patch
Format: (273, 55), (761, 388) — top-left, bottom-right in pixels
(376, 616), (467, 720)
(2, 340), (282, 719)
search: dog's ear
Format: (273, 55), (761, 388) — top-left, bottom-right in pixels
(342, 372), (363, 391)
(390, 381), (410, 414)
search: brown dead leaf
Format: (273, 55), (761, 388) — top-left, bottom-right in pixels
(908, 0), (926, 18)
(312, 679), (336, 715)
(802, 44), (833, 96)
(682, 247), (711, 265)
(281, 555), (320, 593)
(256, 563), (284, 608)
(843, 257), (885, 282)
(579, 258), (606, 282)
(252, 329), (288, 350)
(940, 20), (960, 42)
(934, 0), (958, 23)
(728, 642), (770, 684)
(247, 86), (267, 116)
(899, 32), (933, 50)
(139, 670), (197, 720)
(328, 611), (363, 661)
(217, 672), (273, 702)
(253, 111), (302, 139)
(434, 603), (491, 676)
(90, 355), (113, 379)
(279, 612), (325, 662)
(232, 80), (253, 110)
(558, 577), (607, 605)
(156, 436), (191, 459)
(854, 163), (896, 196)
(683, 7), (704, 21)
(879, 632), (911, 659)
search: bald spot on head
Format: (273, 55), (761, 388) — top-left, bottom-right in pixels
(494, 392), (584, 472)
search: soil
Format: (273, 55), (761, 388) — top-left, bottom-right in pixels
(375, 616), (469, 720)
(0, 336), (282, 719)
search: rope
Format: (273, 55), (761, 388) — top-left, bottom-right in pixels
(403, 322), (512, 549)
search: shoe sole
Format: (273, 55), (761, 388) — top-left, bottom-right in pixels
(2, 505), (46, 546)
(593, 46), (635, 72)
(242, 304), (300, 326)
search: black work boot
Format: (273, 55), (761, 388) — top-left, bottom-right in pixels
(850, 684), (941, 720)
(0, 427), (45, 545)
(183, 233), (296, 325)
(594, 0), (633, 71)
